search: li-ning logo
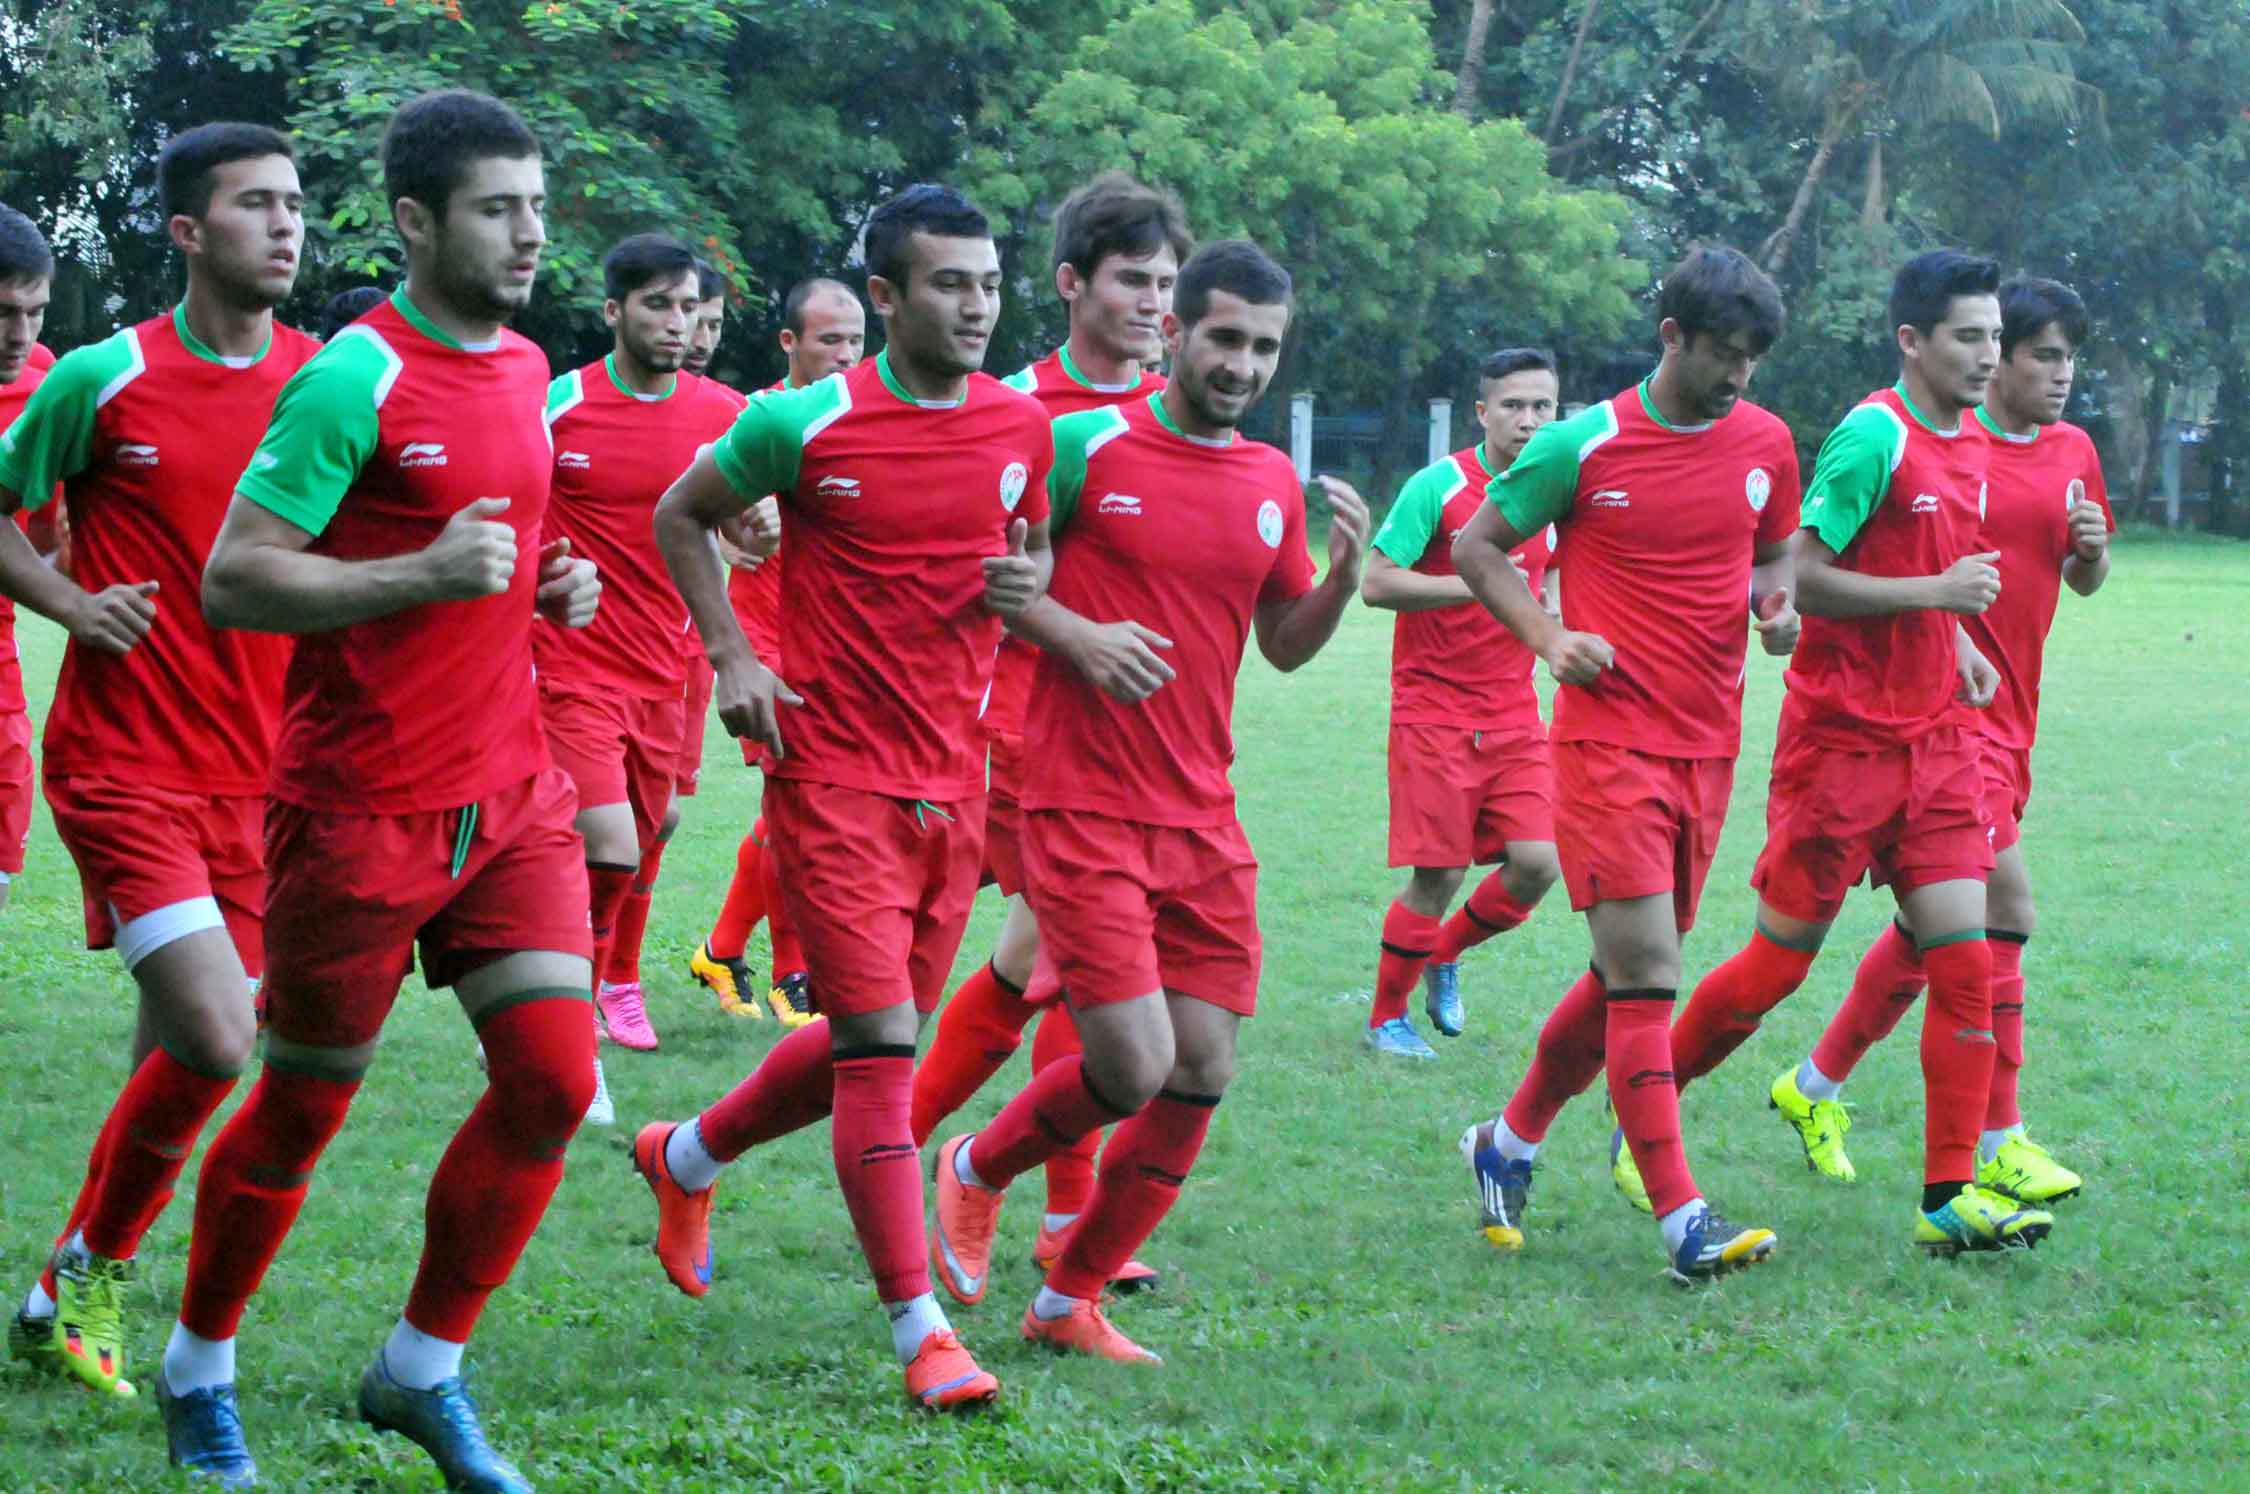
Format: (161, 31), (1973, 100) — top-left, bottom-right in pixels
(1097, 492), (1142, 517)
(816, 474), (861, 498)
(1590, 489), (1630, 509)
(557, 450), (591, 470)
(400, 442), (448, 469)
(116, 443), (160, 467)
(1911, 493), (1941, 514)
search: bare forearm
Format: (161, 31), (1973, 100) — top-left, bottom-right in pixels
(1796, 558), (1935, 618)
(1458, 540), (1564, 654)
(0, 519), (90, 625)
(656, 501), (759, 669)
(205, 544), (435, 632)
(1261, 572), (1353, 672)
(1361, 561), (1474, 612)
(2063, 551), (2109, 596)
(1005, 594), (1096, 657)
(1751, 552), (1793, 610)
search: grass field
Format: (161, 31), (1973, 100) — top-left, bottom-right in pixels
(1, 533), (2244, 1490)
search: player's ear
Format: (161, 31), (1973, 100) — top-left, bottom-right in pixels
(1161, 311), (1184, 356)
(865, 274), (898, 320)
(1054, 261), (1079, 305)
(602, 298), (622, 331)
(166, 214), (201, 259)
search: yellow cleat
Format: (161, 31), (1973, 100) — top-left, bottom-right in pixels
(1769, 1067), (1857, 1182)
(51, 1248), (137, 1397)
(1609, 1126), (1653, 1215)
(690, 941), (765, 1019)
(766, 972), (819, 1030)
(1977, 1134), (2081, 1204)
(1915, 1183), (2053, 1255)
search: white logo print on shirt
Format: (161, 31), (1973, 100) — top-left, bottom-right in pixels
(558, 450), (591, 470)
(400, 442), (449, 468)
(1590, 489), (1630, 509)
(1745, 467), (1771, 513)
(1256, 498), (1284, 548)
(816, 475), (861, 498)
(998, 461), (1029, 513)
(117, 444), (160, 467)
(1097, 492), (1142, 517)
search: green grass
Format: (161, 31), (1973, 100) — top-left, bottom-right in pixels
(3, 536), (2245, 1489)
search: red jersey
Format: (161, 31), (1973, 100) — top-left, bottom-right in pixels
(1489, 382), (1802, 759)
(1022, 394), (1317, 827)
(537, 357), (744, 699)
(709, 352), (1053, 801)
(1787, 384), (1989, 747)
(0, 311), (315, 791)
(0, 348), (55, 712)
(1372, 441), (1555, 730)
(985, 349), (1169, 746)
(236, 290), (556, 812)
(1965, 409), (2113, 749)
(725, 376), (793, 663)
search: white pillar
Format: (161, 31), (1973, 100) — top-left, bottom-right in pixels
(1290, 392), (1315, 482)
(1427, 397), (1453, 466)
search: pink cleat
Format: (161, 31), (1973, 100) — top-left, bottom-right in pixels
(598, 981), (659, 1051)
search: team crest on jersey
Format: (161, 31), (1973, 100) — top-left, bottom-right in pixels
(1256, 498), (1284, 548)
(1745, 467), (1771, 513)
(999, 461), (1029, 512)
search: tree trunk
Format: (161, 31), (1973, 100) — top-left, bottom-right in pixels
(1455, 0), (1497, 120)
(1544, 0), (1603, 144)
(1762, 95), (1864, 275)
(2131, 363), (2171, 520)
(1859, 136), (1886, 229)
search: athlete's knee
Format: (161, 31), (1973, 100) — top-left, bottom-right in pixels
(659, 802), (682, 841)
(481, 998), (600, 1138)
(168, 1012), (256, 1080)
(1085, 1028), (1174, 1113)
(1166, 1045), (1235, 1098)
(1503, 845), (1560, 901)
(1406, 865), (1465, 910)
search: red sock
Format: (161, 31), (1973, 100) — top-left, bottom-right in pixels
(178, 1066), (361, 1339)
(606, 837), (666, 984)
(1984, 932), (2028, 1130)
(830, 1048), (927, 1303)
(1034, 1006), (1100, 1217)
(78, 1050), (237, 1261)
(763, 850), (805, 978)
(587, 862), (636, 996)
(1670, 931), (1817, 1090)
(1432, 872), (1535, 963)
(910, 961), (1033, 1146)
(1502, 966), (1607, 1142)
(698, 1019), (834, 1160)
(1049, 1090), (1216, 1300)
(405, 996), (596, 1340)
(1809, 920), (1927, 1083)
(1919, 937), (1996, 1185)
(45, 1104), (128, 1298)
(970, 1053), (1131, 1191)
(1605, 991), (1699, 1218)
(1372, 900), (1439, 1027)
(708, 824), (768, 963)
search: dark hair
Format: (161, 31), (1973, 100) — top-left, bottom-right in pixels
(1480, 347), (1556, 385)
(1051, 172), (1193, 280)
(1998, 275), (2088, 356)
(1173, 239), (1292, 329)
(1888, 249), (2001, 338)
(782, 277), (856, 335)
(318, 286), (387, 342)
(693, 256), (727, 302)
(862, 184), (990, 289)
(0, 204), (52, 283)
(602, 232), (698, 302)
(158, 122), (295, 223)
(382, 90), (540, 223)
(1656, 245), (1785, 355)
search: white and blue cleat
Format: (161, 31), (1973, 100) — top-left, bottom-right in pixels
(1365, 1017), (1438, 1061)
(1458, 1121), (1532, 1249)
(1421, 962), (1464, 1037)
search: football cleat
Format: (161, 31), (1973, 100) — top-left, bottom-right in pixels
(1458, 1120), (1533, 1250)
(359, 1353), (531, 1493)
(1915, 1183), (2053, 1255)
(585, 1057), (615, 1128)
(1977, 1134), (2081, 1204)
(1021, 1296), (1161, 1364)
(1422, 961), (1465, 1038)
(633, 1122), (715, 1298)
(931, 1135), (1004, 1306)
(1608, 1125), (1653, 1215)
(903, 1328), (999, 1410)
(52, 1245), (134, 1396)
(1363, 1017), (1437, 1061)
(1666, 1206), (1778, 1284)
(596, 980), (658, 1051)
(766, 971), (819, 1030)
(157, 1372), (257, 1486)
(1770, 1067), (1857, 1182)
(1030, 1224), (1160, 1294)
(689, 942), (765, 1019)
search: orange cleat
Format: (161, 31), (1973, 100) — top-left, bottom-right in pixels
(931, 1135), (1004, 1306)
(903, 1329), (999, 1411)
(633, 1122), (714, 1298)
(1019, 1296), (1161, 1365)
(1031, 1224), (1161, 1295)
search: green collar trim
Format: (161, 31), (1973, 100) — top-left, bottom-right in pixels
(875, 348), (962, 409)
(391, 288), (502, 353)
(605, 352), (676, 402)
(1892, 380), (1961, 438)
(172, 302), (271, 369)
(1973, 403), (2039, 445)
(1637, 376), (1714, 434)
(1150, 390), (1233, 447)
(1058, 342), (1142, 394)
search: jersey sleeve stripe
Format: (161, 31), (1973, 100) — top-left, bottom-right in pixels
(1577, 399), (1621, 462)
(92, 329), (147, 410)
(545, 369), (586, 430)
(332, 326), (407, 411)
(800, 376), (853, 446)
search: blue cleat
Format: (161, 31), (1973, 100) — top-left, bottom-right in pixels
(1457, 1121), (1533, 1249)
(1364, 1017), (1438, 1061)
(1665, 1205), (1778, 1285)
(358, 1354), (532, 1493)
(1422, 961), (1464, 1037)
(157, 1372), (259, 1487)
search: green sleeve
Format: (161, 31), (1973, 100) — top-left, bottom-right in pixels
(234, 330), (392, 536)
(1801, 403), (1904, 554)
(544, 370), (583, 421)
(1371, 459), (1457, 567)
(711, 376), (848, 502)
(0, 332), (140, 511)
(1046, 405), (1128, 535)
(1487, 402), (1611, 537)
(1000, 364), (1038, 395)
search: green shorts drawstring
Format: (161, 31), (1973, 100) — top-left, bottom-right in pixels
(909, 798), (954, 830)
(449, 802), (480, 880)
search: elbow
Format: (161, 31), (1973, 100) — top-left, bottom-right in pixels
(1358, 574), (1393, 610)
(200, 558), (247, 630)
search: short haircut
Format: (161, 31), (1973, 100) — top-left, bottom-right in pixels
(0, 204), (53, 283)
(1888, 249), (2001, 337)
(1050, 172), (1193, 280)
(1998, 275), (2089, 356)
(1480, 347), (1557, 386)
(1656, 245), (1785, 355)
(862, 184), (990, 290)
(158, 122), (295, 223)
(1173, 239), (1292, 330)
(782, 277), (857, 335)
(603, 232), (698, 302)
(318, 286), (387, 342)
(382, 90), (540, 223)
(693, 256), (727, 303)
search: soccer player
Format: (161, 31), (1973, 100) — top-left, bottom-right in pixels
(1771, 275), (2111, 1204)
(542, 232), (745, 1071)
(1360, 346), (1563, 1059)
(317, 285), (387, 343)
(158, 91), (602, 1490)
(687, 274), (866, 1026)
(911, 172), (1189, 1290)
(635, 184), (1052, 1410)
(929, 239), (1371, 1364)
(1651, 250), (2049, 1257)
(683, 258), (726, 377)
(1448, 246), (1798, 1281)
(0, 203), (56, 917)
(0, 127), (319, 1398)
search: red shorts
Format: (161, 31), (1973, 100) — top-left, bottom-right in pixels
(1386, 721), (1554, 868)
(0, 702), (30, 877)
(762, 777), (986, 1018)
(1978, 734), (2031, 855)
(1021, 808), (1262, 1015)
(261, 767), (592, 1049)
(677, 665), (714, 796)
(43, 775), (266, 969)
(731, 652), (787, 773)
(538, 681), (685, 850)
(1752, 722), (1994, 923)
(979, 730), (1027, 895)
(1552, 741), (1734, 933)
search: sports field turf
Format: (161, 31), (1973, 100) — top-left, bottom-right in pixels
(1, 532), (2241, 1490)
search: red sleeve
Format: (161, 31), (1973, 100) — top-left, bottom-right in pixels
(1261, 482), (1318, 604)
(1017, 411), (1053, 527)
(2079, 431), (2115, 533)
(1755, 435), (1804, 547)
